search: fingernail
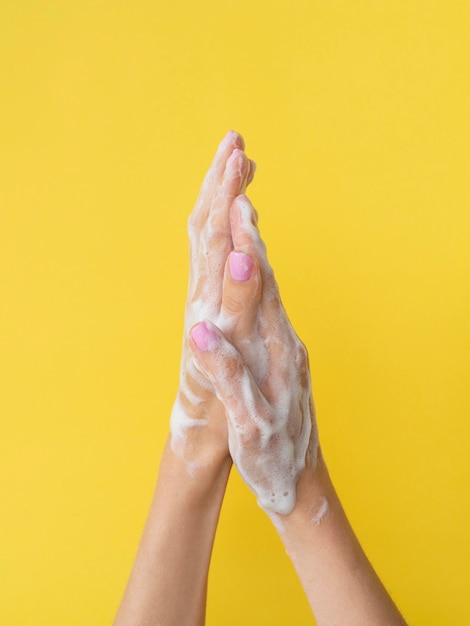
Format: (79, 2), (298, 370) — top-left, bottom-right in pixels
(229, 251), (253, 281)
(191, 322), (219, 352)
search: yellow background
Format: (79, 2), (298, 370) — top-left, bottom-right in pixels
(1, 1), (469, 624)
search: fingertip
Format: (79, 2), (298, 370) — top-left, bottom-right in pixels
(221, 130), (245, 153)
(211, 132), (245, 180)
(229, 130), (245, 151)
(225, 148), (245, 171)
(246, 159), (257, 186)
(224, 150), (250, 194)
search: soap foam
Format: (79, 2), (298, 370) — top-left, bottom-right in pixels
(213, 194), (318, 515)
(171, 150), (319, 516)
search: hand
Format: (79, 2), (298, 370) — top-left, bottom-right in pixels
(170, 132), (260, 473)
(189, 194), (319, 514)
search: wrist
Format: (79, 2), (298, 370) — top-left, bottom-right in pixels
(161, 435), (232, 508)
(267, 449), (338, 534)
(115, 438), (232, 626)
(170, 391), (231, 481)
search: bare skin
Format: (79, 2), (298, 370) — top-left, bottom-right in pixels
(114, 131), (407, 626)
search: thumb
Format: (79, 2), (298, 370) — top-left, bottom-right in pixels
(220, 251), (261, 334)
(189, 321), (271, 442)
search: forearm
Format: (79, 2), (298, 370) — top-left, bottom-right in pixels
(114, 437), (232, 626)
(274, 452), (407, 626)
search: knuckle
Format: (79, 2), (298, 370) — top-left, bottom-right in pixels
(222, 352), (244, 382)
(223, 290), (246, 315)
(206, 227), (229, 250)
(294, 340), (309, 367)
(235, 420), (262, 447)
(293, 340), (311, 388)
(187, 211), (200, 238)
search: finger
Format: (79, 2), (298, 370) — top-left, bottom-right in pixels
(230, 194), (278, 297)
(189, 321), (272, 440)
(219, 251), (261, 335)
(192, 150), (250, 307)
(209, 148), (250, 231)
(203, 130), (245, 193)
(189, 130), (245, 236)
(187, 141), (248, 305)
(246, 159), (257, 187)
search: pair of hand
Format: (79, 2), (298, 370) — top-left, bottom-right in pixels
(115, 132), (408, 626)
(170, 131), (319, 515)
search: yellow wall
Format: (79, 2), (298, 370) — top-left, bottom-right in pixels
(1, 1), (469, 624)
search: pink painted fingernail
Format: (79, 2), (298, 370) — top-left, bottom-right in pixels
(191, 322), (219, 352)
(229, 251), (253, 281)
